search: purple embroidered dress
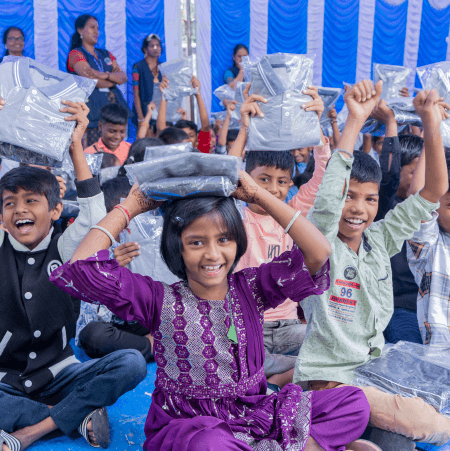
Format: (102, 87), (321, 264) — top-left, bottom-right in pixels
(51, 246), (369, 451)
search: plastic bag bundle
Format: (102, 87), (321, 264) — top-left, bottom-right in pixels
(417, 61), (450, 148)
(151, 85), (184, 123)
(241, 53), (321, 150)
(60, 200), (80, 218)
(159, 57), (197, 101)
(144, 142), (192, 161)
(99, 166), (121, 185)
(211, 111), (240, 130)
(231, 81), (250, 121)
(353, 341), (450, 416)
(0, 57), (96, 166)
(120, 210), (179, 284)
(125, 153), (241, 186)
(141, 176), (235, 200)
(318, 87), (342, 137)
(373, 64), (411, 100)
(213, 84), (236, 107)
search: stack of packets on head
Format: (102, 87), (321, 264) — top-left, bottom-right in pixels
(124, 141), (241, 201)
(151, 56), (196, 123)
(361, 64), (418, 136)
(213, 81), (250, 130)
(417, 61), (450, 149)
(241, 53), (321, 151)
(0, 56), (96, 167)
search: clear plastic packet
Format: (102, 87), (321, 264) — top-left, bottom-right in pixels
(318, 87), (342, 137)
(241, 53), (321, 150)
(141, 175), (236, 200)
(211, 111), (240, 130)
(119, 210), (179, 284)
(152, 85), (184, 123)
(159, 56), (197, 101)
(125, 153), (241, 185)
(0, 57), (97, 166)
(99, 166), (121, 185)
(213, 84), (236, 108)
(231, 81), (250, 121)
(373, 63), (411, 100)
(144, 142), (193, 161)
(353, 341), (450, 416)
(386, 97), (422, 126)
(417, 61), (450, 147)
(60, 200), (80, 218)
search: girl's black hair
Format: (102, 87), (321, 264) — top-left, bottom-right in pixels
(125, 138), (164, 164)
(350, 151), (382, 185)
(3, 26), (24, 57)
(161, 196), (248, 280)
(70, 14), (98, 51)
(0, 166), (61, 214)
(245, 150), (295, 178)
(233, 44), (248, 57)
(141, 33), (162, 54)
(398, 134), (423, 168)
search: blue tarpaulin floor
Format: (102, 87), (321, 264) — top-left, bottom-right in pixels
(29, 341), (157, 451)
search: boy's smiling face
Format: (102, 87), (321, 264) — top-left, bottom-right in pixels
(248, 165), (293, 215)
(337, 179), (379, 253)
(99, 122), (127, 151)
(0, 189), (62, 250)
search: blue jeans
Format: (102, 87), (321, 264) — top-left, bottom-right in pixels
(0, 349), (147, 435)
(384, 308), (423, 345)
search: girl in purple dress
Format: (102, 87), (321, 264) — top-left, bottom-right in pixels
(51, 172), (374, 451)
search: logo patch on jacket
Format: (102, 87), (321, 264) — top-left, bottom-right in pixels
(344, 266), (357, 280)
(47, 260), (62, 276)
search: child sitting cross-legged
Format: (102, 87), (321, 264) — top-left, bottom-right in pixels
(294, 80), (450, 447)
(50, 164), (378, 449)
(229, 85), (331, 389)
(0, 102), (147, 451)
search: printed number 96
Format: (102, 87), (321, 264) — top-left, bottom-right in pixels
(341, 287), (352, 298)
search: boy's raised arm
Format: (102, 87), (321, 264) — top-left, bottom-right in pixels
(191, 76), (209, 132)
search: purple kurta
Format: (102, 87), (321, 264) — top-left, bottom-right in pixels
(51, 246), (369, 451)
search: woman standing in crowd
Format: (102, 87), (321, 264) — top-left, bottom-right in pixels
(223, 43), (248, 89)
(67, 14), (130, 146)
(0, 26), (25, 63)
(132, 34), (163, 128)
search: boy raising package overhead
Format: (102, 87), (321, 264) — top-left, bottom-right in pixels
(0, 101), (146, 451)
(294, 81), (450, 445)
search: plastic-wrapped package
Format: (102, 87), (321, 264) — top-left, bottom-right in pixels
(213, 84), (236, 108)
(159, 56), (197, 101)
(231, 81), (250, 121)
(353, 341), (450, 416)
(141, 176), (236, 200)
(99, 166), (121, 185)
(53, 153), (103, 198)
(151, 85), (184, 123)
(373, 64), (411, 100)
(417, 61), (450, 148)
(60, 200), (80, 219)
(0, 57), (97, 166)
(241, 53), (321, 150)
(144, 142), (192, 161)
(120, 210), (179, 284)
(318, 87), (342, 137)
(211, 111), (240, 130)
(125, 153), (241, 185)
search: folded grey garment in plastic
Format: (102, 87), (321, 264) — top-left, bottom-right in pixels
(318, 87), (342, 116)
(211, 111), (241, 130)
(417, 61), (450, 148)
(213, 84), (236, 105)
(373, 63), (411, 100)
(230, 81), (251, 121)
(152, 86), (183, 123)
(353, 341), (450, 416)
(144, 142), (192, 161)
(360, 119), (408, 137)
(99, 166), (121, 185)
(141, 176), (236, 200)
(159, 57), (197, 101)
(61, 200), (80, 218)
(247, 90), (321, 150)
(0, 57), (96, 165)
(120, 211), (179, 284)
(320, 117), (333, 138)
(242, 53), (315, 98)
(125, 153), (241, 185)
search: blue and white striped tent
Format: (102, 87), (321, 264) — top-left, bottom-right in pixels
(1, 0), (450, 115)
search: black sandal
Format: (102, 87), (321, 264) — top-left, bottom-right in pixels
(78, 407), (110, 449)
(0, 430), (21, 451)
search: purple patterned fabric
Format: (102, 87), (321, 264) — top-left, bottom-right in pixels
(50, 245), (367, 450)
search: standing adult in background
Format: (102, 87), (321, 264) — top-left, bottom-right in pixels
(0, 27), (25, 64)
(67, 14), (130, 146)
(223, 44), (248, 90)
(132, 34), (163, 129)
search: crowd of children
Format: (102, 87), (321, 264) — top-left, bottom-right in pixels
(1, 32), (450, 451)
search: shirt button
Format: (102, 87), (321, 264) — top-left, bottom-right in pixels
(29, 352), (37, 359)
(34, 330), (41, 338)
(24, 106), (30, 112)
(285, 112), (290, 117)
(286, 93), (291, 99)
(24, 380), (32, 388)
(27, 258), (35, 265)
(24, 292), (32, 300)
(32, 89), (37, 95)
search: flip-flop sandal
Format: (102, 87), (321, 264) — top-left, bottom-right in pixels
(78, 407), (110, 449)
(0, 430), (21, 451)
(346, 439), (383, 451)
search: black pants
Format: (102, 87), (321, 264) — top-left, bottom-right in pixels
(79, 321), (154, 363)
